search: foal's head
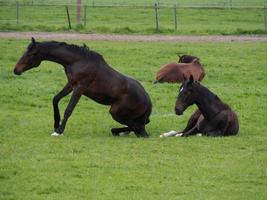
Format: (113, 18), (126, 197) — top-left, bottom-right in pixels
(178, 54), (199, 63)
(14, 38), (42, 75)
(175, 75), (200, 115)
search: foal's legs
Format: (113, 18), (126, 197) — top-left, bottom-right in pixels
(52, 89), (81, 136)
(181, 109), (201, 133)
(180, 125), (199, 137)
(111, 127), (132, 136)
(53, 83), (72, 130)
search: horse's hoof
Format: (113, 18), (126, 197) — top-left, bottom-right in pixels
(175, 133), (183, 137)
(160, 130), (178, 138)
(51, 132), (63, 137)
(119, 131), (131, 136)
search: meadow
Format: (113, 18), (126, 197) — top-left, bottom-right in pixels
(0, 3), (266, 35)
(0, 38), (267, 199)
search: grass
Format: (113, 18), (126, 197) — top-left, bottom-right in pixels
(2, 0), (267, 6)
(0, 39), (267, 199)
(0, 4), (266, 35)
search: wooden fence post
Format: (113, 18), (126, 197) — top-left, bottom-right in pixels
(76, 0), (81, 24)
(264, 6), (267, 32)
(16, 1), (19, 24)
(174, 4), (177, 31)
(84, 5), (87, 27)
(154, 3), (159, 32)
(65, 5), (72, 29)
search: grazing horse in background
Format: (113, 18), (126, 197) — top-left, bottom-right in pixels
(14, 38), (152, 137)
(178, 54), (199, 63)
(161, 75), (239, 137)
(154, 54), (205, 83)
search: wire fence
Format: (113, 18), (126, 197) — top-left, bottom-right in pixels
(0, 2), (266, 34)
(1, 0), (267, 8)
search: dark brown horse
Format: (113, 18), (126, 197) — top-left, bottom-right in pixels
(172, 75), (239, 137)
(154, 55), (205, 83)
(14, 38), (152, 137)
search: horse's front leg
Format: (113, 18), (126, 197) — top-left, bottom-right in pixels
(51, 88), (82, 136)
(53, 82), (72, 130)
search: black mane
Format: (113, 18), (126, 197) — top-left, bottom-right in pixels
(193, 82), (220, 101)
(38, 41), (104, 60)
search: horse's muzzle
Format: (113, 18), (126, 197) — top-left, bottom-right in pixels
(175, 108), (183, 115)
(14, 68), (22, 75)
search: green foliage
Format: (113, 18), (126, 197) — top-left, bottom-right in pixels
(0, 4), (266, 35)
(0, 39), (267, 199)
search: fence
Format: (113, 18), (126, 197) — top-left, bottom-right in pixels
(0, 2), (267, 34)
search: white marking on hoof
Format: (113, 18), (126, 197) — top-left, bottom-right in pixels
(119, 131), (131, 136)
(196, 133), (202, 137)
(160, 130), (178, 138)
(51, 132), (63, 137)
(175, 133), (183, 137)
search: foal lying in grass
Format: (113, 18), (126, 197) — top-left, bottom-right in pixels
(161, 76), (239, 137)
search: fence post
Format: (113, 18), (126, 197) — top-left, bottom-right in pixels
(264, 6), (267, 32)
(76, 0), (81, 24)
(84, 5), (87, 27)
(174, 4), (177, 31)
(65, 5), (72, 29)
(16, 1), (19, 24)
(154, 3), (159, 32)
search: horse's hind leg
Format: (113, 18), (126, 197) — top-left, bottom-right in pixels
(133, 125), (149, 138)
(206, 130), (223, 137)
(111, 127), (132, 136)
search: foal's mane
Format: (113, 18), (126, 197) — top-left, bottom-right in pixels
(40, 41), (104, 60)
(192, 81), (220, 101)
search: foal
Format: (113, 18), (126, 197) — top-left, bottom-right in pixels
(161, 76), (239, 137)
(14, 38), (152, 137)
(154, 55), (205, 83)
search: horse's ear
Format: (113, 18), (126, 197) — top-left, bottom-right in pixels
(31, 37), (36, 44)
(192, 58), (200, 65)
(189, 75), (194, 83)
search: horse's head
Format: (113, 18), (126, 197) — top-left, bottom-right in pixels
(14, 37), (42, 75)
(178, 54), (199, 63)
(175, 75), (198, 115)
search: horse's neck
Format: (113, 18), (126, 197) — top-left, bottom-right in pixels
(195, 87), (220, 120)
(40, 45), (80, 67)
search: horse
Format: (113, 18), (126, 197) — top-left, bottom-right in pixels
(160, 75), (239, 137)
(14, 38), (152, 137)
(154, 54), (205, 83)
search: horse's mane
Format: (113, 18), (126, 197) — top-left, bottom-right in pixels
(193, 82), (220, 101)
(40, 41), (104, 61)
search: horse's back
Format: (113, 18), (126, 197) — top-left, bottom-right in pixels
(155, 62), (205, 83)
(225, 109), (239, 136)
(155, 63), (184, 83)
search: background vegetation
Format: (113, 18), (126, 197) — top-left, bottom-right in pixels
(0, 39), (267, 199)
(0, 0), (266, 35)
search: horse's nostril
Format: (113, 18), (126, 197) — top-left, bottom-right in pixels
(14, 68), (22, 75)
(175, 108), (183, 115)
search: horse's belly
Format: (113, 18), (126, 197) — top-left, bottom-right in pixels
(83, 92), (113, 105)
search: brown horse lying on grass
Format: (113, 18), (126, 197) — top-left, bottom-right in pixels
(154, 55), (205, 83)
(160, 75), (239, 137)
(14, 38), (152, 137)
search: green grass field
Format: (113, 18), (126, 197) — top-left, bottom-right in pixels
(3, 0), (267, 6)
(0, 38), (267, 199)
(0, 3), (266, 35)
